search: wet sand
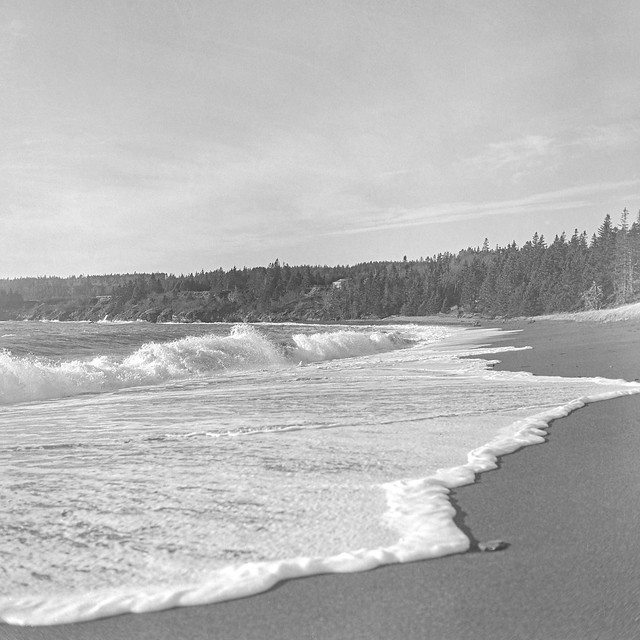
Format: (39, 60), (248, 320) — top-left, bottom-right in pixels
(5, 317), (640, 640)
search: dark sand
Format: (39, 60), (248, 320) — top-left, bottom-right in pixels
(4, 318), (640, 640)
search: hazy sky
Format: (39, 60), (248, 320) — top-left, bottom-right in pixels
(1, 0), (639, 277)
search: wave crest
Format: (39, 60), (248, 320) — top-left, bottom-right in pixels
(289, 329), (408, 363)
(0, 325), (412, 404)
(0, 325), (284, 404)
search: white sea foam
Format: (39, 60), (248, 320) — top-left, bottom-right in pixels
(97, 318), (136, 324)
(1, 321), (638, 626)
(2, 382), (638, 626)
(289, 329), (407, 363)
(0, 325), (414, 405)
(0, 326), (276, 404)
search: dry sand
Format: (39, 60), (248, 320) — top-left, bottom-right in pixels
(4, 318), (640, 640)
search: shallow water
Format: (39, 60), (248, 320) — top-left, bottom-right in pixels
(1, 321), (638, 625)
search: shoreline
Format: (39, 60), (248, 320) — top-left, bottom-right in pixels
(5, 317), (640, 639)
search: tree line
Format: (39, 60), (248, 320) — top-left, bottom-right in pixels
(1, 210), (639, 322)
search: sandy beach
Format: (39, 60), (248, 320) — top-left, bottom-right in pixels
(4, 317), (640, 640)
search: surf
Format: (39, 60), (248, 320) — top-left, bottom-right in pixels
(1, 322), (638, 626)
(0, 324), (416, 405)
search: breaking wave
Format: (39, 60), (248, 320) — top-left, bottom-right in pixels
(0, 325), (411, 404)
(289, 329), (409, 363)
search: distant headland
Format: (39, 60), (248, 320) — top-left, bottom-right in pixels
(1, 212), (638, 323)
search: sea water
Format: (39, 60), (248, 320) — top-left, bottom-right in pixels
(0, 321), (638, 626)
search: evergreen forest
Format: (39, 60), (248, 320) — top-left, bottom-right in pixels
(1, 210), (639, 323)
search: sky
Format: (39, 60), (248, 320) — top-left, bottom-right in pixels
(1, 0), (639, 277)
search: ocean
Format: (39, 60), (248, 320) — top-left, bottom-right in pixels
(1, 320), (638, 626)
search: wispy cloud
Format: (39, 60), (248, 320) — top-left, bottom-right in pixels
(460, 135), (556, 179)
(572, 121), (640, 151)
(311, 179), (640, 238)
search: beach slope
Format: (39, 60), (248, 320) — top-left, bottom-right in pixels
(4, 317), (640, 640)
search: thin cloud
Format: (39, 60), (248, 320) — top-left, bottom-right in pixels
(314, 179), (640, 237)
(460, 135), (556, 179)
(572, 121), (640, 151)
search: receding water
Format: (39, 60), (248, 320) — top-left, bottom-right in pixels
(1, 320), (637, 625)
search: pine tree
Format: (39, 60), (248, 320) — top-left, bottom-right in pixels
(614, 209), (634, 304)
(589, 214), (616, 304)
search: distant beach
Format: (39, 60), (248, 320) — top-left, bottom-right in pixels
(4, 311), (639, 640)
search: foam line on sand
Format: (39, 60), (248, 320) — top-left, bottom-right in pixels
(4, 316), (640, 640)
